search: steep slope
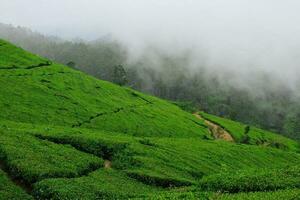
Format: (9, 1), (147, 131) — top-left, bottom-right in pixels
(0, 39), (209, 138)
(0, 39), (299, 199)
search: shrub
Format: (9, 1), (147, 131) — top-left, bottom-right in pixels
(199, 165), (300, 193)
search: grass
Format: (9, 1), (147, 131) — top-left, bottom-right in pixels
(29, 125), (300, 177)
(1, 39), (300, 199)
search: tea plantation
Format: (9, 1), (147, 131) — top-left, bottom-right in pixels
(0, 39), (299, 199)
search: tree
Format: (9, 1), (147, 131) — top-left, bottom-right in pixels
(66, 61), (76, 69)
(112, 65), (127, 86)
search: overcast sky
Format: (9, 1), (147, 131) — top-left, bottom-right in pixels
(2, 0), (300, 86)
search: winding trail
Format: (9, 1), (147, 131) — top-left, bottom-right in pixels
(193, 113), (234, 142)
(104, 160), (112, 169)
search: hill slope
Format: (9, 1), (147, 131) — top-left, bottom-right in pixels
(0, 39), (299, 199)
(0, 39), (209, 138)
(200, 112), (299, 152)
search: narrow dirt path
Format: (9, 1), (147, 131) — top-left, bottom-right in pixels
(104, 160), (112, 169)
(193, 113), (234, 142)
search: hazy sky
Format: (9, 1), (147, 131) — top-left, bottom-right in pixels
(2, 0), (300, 85)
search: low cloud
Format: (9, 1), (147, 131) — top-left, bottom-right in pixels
(2, 0), (300, 90)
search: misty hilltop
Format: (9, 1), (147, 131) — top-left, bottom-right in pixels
(1, 1), (300, 199)
(0, 39), (300, 199)
(1, 22), (300, 141)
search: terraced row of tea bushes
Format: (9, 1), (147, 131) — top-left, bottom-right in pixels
(132, 190), (211, 200)
(246, 127), (299, 152)
(33, 169), (161, 200)
(30, 125), (300, 185)
(0, 118), (300, 199)
(2, 119), (300, 199)
(34, 130), (138, 169)
(199, 165), (300, 193)
(0, 129), (103, 183)
(0, 169), (32, 200)
(32, 130), (196, 185)
(215, 189), (300, 200)
(0, 64), (210, 138)
(84, 103), (210, 138)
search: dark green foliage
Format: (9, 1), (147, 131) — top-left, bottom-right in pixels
(284, 109), (300, 141)
(0, 169), (33, 200)
(112, 64), (127, 86)
(245, 125), (250, 134)
(139, 138), (157, 147)
(171, 101), (198, 113)
(66, 61), (76, 68)
(241, 134), (251, 144)
(241, 126), (251, 144)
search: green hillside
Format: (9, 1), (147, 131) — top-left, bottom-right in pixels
(0, 39), (209, 138)
(200, 112), (299, 151)
(0, 39), (300, 199)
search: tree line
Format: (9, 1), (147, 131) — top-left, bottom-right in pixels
(0, 23), (299, 141)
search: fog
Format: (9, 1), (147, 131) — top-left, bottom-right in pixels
(2, 0), (300, 88)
